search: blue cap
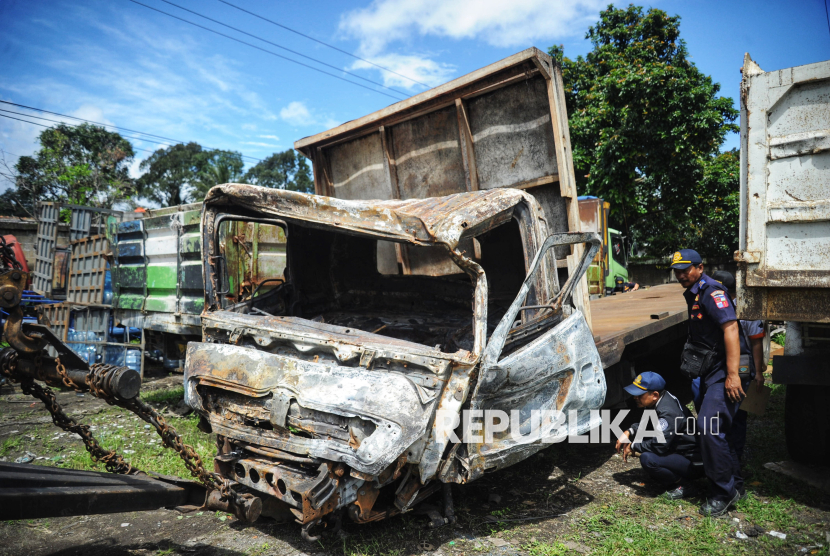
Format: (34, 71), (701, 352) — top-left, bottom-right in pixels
(624, 372), (666, 396)
(670, 249), (702, 270)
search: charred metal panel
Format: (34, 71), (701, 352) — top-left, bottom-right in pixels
(328, 133), (392, 201)
(203, 185), (536, 256)
(467, 231), (601, 478)
(736, 55), (830, 321)
(474, 312), (604, 474)
(185, 341), (452, 476)
(392, 105), (466, 199)
(466, 76), (558, 190)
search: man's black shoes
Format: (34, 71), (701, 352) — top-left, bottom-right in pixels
(699, 490), (741, 517)
(662, 483), (697, 500)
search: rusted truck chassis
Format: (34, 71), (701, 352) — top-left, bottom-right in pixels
(185, 185), (604, 537)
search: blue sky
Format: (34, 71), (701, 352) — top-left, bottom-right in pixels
(1, 0), (828, 199)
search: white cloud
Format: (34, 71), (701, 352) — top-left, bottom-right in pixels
(258, 135), (280, 140)
(242, 141), (281, 148)
(70, 104), (115, 128)
(341, 0), (606, 51)
(279, 101), (313, 127)
(279, 102), (341, 130)
(340, 0), (608, 88)
(350, 53), (454, 88)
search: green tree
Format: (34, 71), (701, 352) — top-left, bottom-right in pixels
(0, 187), (33, 218)
(550, 5), (739, 258)
(244, 150), (314, 194)
(10, 123), (135, 215)
(191, 150), (245, 202)
(683, 149), (740, 258)
(137, 142), (209, 207)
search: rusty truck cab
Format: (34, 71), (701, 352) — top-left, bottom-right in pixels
(184, 184), (603, 533)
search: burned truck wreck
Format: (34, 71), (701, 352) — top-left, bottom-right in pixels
(184, 183), (605, 536)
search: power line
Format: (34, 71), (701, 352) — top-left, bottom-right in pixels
(126, 0), (405, 101)
(0, 100), (185, 145)
(158, 0), (410, 97)
(0, 112), (157, 155)
(0, 148), (23, 158)
(217, 0), (428, 88)
(1, 113), (156, 155)
(0, 100), (263, 162)
(0, 107), (181, 150)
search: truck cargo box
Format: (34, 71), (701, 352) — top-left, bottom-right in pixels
(294, 47), (591, 324)
(736, 54), (830, 322)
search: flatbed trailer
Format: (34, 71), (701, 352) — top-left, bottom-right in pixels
(590, 283), (689, 407)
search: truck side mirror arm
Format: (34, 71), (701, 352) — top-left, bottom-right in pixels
(481, 232), (600, 368)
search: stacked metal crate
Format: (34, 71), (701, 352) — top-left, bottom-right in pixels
(35, 203), (144, 375)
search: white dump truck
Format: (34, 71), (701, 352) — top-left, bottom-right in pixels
(735, 54), (830, 464)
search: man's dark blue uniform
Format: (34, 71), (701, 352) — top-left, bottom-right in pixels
(672, 249), (749, 515)
(616, 372), (701, 499)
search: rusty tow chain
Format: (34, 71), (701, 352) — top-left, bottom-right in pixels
(3, 354), (231, 499)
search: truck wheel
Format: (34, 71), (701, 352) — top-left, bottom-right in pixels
(785, 385), (830, 465)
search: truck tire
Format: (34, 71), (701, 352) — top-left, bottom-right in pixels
(785, 385), (830, 465)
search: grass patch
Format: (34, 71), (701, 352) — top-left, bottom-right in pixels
(0, 436), (23, 457)
(736, 493), (802, 530)
(140, 386), (184, 405)
(33, 405), (215, 480)
(576, 500), (734, 555)
(524, 540), (569, 556)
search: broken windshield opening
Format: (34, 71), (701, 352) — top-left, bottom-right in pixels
(210, 214), (534, 354)
(215, 218), (287, 307)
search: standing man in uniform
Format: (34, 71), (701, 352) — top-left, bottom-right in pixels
(670, 249), (748, 517)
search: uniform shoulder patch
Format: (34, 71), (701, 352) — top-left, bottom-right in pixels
(710, 290), (730, 309)
(658, 418), (669, 431)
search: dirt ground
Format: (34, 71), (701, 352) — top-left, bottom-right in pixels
(0, 370), (828, 556)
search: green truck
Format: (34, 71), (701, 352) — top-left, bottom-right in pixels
(109, 203), (285, 370)
(578, 196), (632, 297)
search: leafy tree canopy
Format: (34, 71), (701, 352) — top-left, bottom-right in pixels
(10, 123), (135, 215)
(137, 142), (210, 207)
(191, 150), (245, 202)
(550, 4), (739, 258)
(243, 150), (313, 194)
(142, 147), (314, 205)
